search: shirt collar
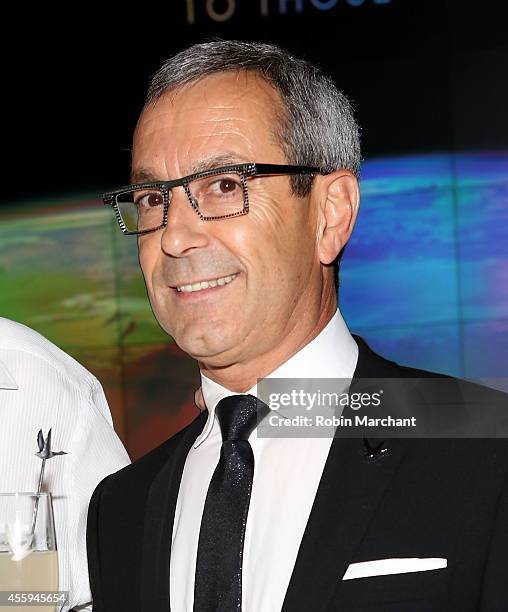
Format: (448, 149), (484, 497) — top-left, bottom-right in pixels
(194, 308), (358, 448)
(0, 358), (18, 390)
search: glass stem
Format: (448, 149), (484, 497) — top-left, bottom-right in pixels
(31, 459), (46, 535)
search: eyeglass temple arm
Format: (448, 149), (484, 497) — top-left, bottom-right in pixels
(253, 163), (331, 176)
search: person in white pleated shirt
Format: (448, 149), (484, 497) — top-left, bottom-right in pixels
(0, 317), (130, 611)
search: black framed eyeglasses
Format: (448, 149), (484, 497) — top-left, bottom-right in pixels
(102, 163), (330, 235)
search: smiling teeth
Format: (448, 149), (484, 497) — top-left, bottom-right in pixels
(176, 274), (237, 293)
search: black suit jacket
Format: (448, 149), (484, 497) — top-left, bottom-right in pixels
(87, 336), (508, 611)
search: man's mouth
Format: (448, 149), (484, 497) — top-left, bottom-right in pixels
(174, 273), (238, 293)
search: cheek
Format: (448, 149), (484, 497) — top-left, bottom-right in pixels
(233, 206), (307, 295)
(248, 187), (286, 227)
(251, 193), (312, 260)
(230, 199), (286, 279)
(138, 237), (160, 290)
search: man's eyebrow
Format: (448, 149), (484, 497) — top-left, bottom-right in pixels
(188, 154), (249, 175)
(130, 155), (249, 185)
(130, 168), (162, 184)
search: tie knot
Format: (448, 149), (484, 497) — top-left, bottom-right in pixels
(215, 394), (268, 441)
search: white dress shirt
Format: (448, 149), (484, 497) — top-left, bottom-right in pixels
(170, 308), (358, 611)
(0, 317), (131, 612)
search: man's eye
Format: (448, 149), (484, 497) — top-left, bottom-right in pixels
(218, 178), (238, 194)
(207, 176), (241, 196)
(191, 174), (243, 205)
(135, 191), (163, 208)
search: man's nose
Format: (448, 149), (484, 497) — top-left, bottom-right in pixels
(160, 187), (209, 257)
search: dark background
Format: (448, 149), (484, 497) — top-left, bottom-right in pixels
(3, 0), (507, 201)
(1, 1), (507, 458)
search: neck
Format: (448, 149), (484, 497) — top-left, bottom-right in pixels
(199, 288), (337, 392)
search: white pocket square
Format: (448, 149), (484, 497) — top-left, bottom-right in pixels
(342, 557), (447, 580)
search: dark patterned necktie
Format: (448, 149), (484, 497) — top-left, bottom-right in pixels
(194, 394), (268, 611)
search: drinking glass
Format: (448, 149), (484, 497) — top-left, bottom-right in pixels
(0, 493), (61, 611)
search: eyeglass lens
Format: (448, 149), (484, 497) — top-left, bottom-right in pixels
(115, 172), (246, 232)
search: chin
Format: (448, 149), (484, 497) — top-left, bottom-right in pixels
(178, 326), (241, 363)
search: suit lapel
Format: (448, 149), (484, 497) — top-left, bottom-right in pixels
(140, 411), (207, 612)
(282, 335), (407, 612)
(282, 437), (406, 611)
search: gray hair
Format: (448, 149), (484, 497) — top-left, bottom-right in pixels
(145, 40), (361, 290)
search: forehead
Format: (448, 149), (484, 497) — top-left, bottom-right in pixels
(132, 71), (286, 176)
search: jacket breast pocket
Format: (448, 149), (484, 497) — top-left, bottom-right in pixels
(330, 565), (450, 612)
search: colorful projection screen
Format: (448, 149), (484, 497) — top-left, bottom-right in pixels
(1, 152), (506, 458)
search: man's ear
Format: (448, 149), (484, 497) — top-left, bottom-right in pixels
(194, 386), (206, 412)
(314, 170), (360, 265)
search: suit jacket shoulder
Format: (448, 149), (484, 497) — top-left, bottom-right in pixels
(353, 333), (505, 404)
(87, 410), (207, 612)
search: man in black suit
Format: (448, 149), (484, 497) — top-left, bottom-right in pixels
(87, 40), (508, 611)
